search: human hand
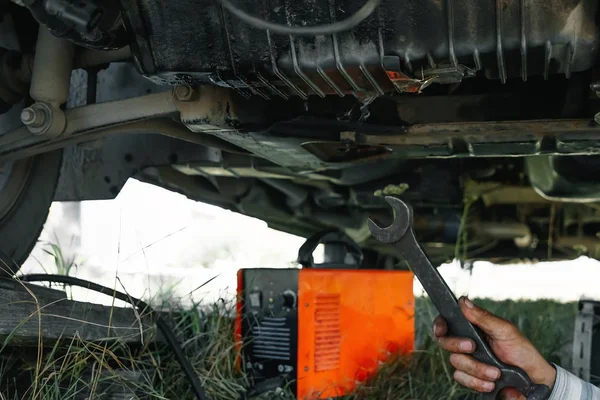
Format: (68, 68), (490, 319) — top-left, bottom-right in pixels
(433, 296), (556, 399)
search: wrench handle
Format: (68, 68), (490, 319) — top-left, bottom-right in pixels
(398, 229), (503, 368)
(399, 228), (546, 398)
(368, 196), (549, 399)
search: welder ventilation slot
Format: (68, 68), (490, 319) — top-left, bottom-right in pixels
(314, 293), (341, 372)
(251, 317), (291, 361)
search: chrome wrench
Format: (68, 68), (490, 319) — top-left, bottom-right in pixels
(367, 196), (551, 400)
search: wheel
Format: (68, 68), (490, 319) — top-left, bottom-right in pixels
(0, 150), (63, 275)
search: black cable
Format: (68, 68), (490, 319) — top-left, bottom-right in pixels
(18, 274), (210, 400)
(237, 375), (290, 400)
(216, 0), (380, 37)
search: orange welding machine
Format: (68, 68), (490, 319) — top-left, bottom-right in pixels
(235, 230), (415, 399)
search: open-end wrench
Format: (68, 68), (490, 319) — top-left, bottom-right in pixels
(368, 196), (551, 400)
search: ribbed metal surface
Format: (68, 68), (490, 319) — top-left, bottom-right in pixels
(314, 293), (341, 372)
(251, 316), (292, 361)
(128, 0), (600, 98)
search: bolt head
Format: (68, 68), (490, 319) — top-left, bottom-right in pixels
(20, 108), (35, 125)
(21, 106), (47, 128)
(174, 85), (193, 101)
(21, 103), (53, 135)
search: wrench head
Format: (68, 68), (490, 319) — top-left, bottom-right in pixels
(368, 196), (412, 243)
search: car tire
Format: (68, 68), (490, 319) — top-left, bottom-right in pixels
(0, 150), (62, 275)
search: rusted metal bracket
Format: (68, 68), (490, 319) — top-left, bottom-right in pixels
(335, 119), (600, 159)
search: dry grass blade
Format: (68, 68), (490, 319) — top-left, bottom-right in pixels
(0, 289), (576, 400)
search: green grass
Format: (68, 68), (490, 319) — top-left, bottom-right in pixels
(345, 297), (577, 400)
(0, 290), (578, 400)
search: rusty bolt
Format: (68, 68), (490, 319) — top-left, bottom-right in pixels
(174, 85), (193, 101)
(20, 106), (46, 128)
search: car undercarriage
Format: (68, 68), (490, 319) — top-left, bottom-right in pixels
(1, 0), (600, 270)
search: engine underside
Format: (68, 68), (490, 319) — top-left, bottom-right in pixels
(2, 0), (600, 267)
(125, 0), (599, 98)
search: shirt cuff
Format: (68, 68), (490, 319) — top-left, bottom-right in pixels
(548, 363), (579, 400)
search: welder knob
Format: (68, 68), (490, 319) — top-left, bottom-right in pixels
(282, 290), (297, 309)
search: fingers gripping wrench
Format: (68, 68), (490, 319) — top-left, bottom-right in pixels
(368, 196), (551, 400)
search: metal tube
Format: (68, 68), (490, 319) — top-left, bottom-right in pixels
(473, 222), (531, 240)
(0, 92), (178, 159)
(64, 91), (178, 135)
(29, 28), (74, 105)
(473, 221), (533, 248)
(75, 46), (132, 69)
(0, 118), (233, 161)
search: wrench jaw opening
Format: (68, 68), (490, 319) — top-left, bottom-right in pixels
(367, 196), (552, 400)
(367, 196), (413, 243)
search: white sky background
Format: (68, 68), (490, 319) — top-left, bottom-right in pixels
(21, 178), (600, 306)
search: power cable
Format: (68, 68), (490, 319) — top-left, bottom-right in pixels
(18, 274), (210, 400)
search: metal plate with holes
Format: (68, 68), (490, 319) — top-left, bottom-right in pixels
(572, 300), (600, 385)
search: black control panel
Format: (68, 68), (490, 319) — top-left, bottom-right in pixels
(239, 269), (299, 394)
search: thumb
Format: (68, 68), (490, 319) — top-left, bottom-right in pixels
(459, 296), (514, 338)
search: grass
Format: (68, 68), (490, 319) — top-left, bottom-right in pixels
(0, 284), (578, 400)
(6, 200), (579, 399)
(345, 298), (577, 400)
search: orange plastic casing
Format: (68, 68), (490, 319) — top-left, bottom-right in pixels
(296, 269), (414, 400)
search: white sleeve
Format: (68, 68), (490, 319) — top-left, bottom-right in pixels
(548, 365), (600, 400)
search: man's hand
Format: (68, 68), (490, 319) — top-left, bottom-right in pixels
(433, 296), (557, 399)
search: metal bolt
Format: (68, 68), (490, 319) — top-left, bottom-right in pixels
(20, 108), (34, 124)
(20, 106), (46, 128)
(21, 103), (57, 136)
(594, 112), (600, 125)
(174, 85), (193, 101)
